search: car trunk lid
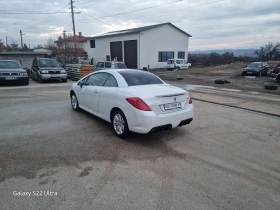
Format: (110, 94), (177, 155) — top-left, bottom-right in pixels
(125, 84), (190, 114)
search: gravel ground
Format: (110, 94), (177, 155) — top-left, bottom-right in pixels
(151, 62), (280, 94)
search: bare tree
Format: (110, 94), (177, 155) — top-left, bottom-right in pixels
(44, 36), (56, 50)
(255, 42), (280, 61)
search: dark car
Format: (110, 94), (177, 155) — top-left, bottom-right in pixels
(270, 62), (280, 82)
(95, 61), (127, 71)
(30, 58), (67, 83)
(0, 60), (29, 85)
(242, 62), (269, 76)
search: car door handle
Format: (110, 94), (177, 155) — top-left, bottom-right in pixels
(93, 89), (98, 93)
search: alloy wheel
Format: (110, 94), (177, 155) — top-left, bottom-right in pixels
(113, 114), (125, 135)
(71, 95), (77, 109)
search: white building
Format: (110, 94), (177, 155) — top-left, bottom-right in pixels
(87, 22), (191, 69)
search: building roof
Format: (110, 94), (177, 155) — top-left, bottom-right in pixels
(55, 35), (87, 43)
(88, 22), (192, 39)
(54, 48), (87, 55)
(0, 51), (51, 55)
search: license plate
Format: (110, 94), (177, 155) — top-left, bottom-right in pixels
(164, 102), (181, 110)
(247, 72), (252, 74)
(51, 74), (59, 77)
(5, 77), (17, 80)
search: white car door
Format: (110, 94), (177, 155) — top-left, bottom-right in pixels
(82, 73), (111, 114)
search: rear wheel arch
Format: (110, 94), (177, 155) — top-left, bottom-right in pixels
(110, 107), (122, 123)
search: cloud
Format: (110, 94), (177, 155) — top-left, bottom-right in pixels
(0, 0), (279, 49)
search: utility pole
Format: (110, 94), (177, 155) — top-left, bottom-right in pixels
(63, 30), (67, 63)
(20, 29), (23, 49)
(70, 0), (77, 63)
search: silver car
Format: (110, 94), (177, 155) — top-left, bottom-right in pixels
(0, 60), (29, 85)
(95, 61), (127, 71)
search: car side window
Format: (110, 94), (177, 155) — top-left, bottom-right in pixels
(84, 73), (110, 86)
(105, 62), (112, 68)
(103, 75), (118, 87)
(96, 62), (104, 68)
(176, 60), (180, 64)
(180, 60), (184, 64)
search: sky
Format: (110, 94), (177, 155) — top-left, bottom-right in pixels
(0, 0), (279, 51)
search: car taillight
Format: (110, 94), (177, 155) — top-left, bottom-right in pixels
(126, 97), (152, 111)
(189, 98), (192, 104)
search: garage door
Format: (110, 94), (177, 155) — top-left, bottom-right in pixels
(110, 41), (123, 62)
(124, 40), (137, 69)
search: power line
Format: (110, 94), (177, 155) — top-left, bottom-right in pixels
(98, 0), (183, 18)
(0, 12), (74, 15)
(110, 0), (225, 20)
(76, 0), (103, 7)
(74, 6), (114, 27)
(178, 7), (280, 23)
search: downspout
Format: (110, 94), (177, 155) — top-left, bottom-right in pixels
(139, 32), (141, 69)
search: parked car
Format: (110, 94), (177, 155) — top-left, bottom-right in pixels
(166, 59), (191, 70)
(270, 62), (280, 82)
(95, 61), (127, 71)
(242, 62), (269, 76)
(0, 60), (29, 85)
(70, 69), (193, 138)
(30, 58), (67, 83)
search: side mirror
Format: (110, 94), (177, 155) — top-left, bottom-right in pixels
(78, 81), (84, 87)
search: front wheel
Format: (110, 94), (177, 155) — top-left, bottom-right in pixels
(112, 110), (129, 138)
(62, 79), (67, 83)
(71, 93), (80, 111)
(259, 71), (262, 77)
(37, 74), (43, 83)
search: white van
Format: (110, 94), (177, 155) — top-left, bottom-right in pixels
(166, 59), (191, 70)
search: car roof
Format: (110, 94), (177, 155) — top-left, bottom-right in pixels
(0, 60), (18, 62)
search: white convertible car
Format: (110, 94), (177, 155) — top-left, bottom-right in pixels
(70, 69), (193, 138)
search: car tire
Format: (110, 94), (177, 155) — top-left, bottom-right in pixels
(264, 84), (278, 90)
(215, 79), (225, 84)
(71, 93), (80, 111)
(24, 80), (29, 85)
(37, 74), (43, 83)
(112, 110), (129, 138)
(259, 71), (262, 77)
(30, 72), (35, 80)
(62, 79), (67, 83)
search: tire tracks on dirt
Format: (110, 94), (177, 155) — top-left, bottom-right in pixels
(156, 145), (174, 210)
(89, 144), (120, 204)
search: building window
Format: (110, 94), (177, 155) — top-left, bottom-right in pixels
(158, 52), (174, 62)
(90, 40), (95, 48)
(178, 51), (185, 59)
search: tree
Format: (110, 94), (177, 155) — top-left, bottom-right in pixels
(255, 42), (280, 61)
(22, 43), (29, 51)
(44, 36), (57, 50)
(0, 38), (6, 52)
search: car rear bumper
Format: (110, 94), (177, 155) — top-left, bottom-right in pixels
(125, 105), (194, 134)
(0, 76), (29, 84)
(40, 73), (67, 80)
(242, 71), (259, 76)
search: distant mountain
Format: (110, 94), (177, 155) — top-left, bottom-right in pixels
(190, 49), (257, 57)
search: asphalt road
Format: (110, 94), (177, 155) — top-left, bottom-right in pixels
(0, 83), (279, 210)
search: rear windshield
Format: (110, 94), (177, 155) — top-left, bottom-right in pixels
(248, 63), (261, 68)
(0, 61), (21, 69)
(115, 63), (127, 69)
(119, 71), (163, 86)
(167, 60), (174, 64)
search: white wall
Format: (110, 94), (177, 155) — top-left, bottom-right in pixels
(139, 24), (189, 69)
(87, 34), (139, 66)
(0, 54), (46, 69)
